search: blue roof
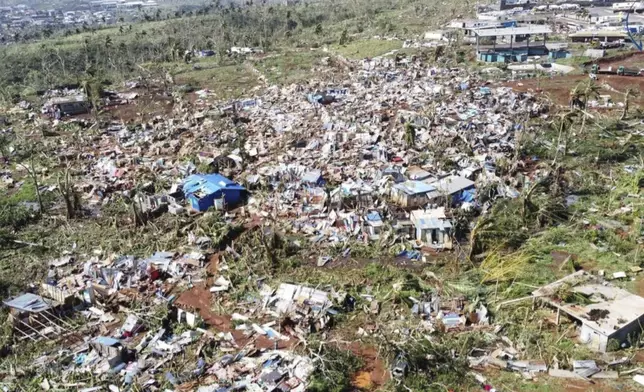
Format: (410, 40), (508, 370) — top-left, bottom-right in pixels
(93, 336), (122, 347)
(366, 211), (382, 222)
(393, 181), (436, 195)
(183, 174), (246, 196)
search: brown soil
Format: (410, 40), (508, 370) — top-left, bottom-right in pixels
(634, 349), (644, 362)
(550, 250), (578, 274)
(175, 285), (232, 331)
(505, 74), (644, 106)
(174, 284), (294, 350)
(636, 277), (644, 297)
(346, 342), (390, 390)
(594, 51), (644, 70)
(104, 90), (174, 123)
(563, 380), (638, 392)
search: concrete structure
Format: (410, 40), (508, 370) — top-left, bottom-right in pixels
(44, 95), (89, 117)
(569, 29), (629, 42)
(364, 211), (384, 240)
(474, 25), (552, 62)
(534, 271), (644, 352)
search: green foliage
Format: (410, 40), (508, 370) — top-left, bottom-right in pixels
(339, 29), (349, 46)
(307, 343), (363, 392)
(395, 334), (480, 392)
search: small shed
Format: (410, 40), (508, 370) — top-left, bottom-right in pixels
(182, 174), (247, 212)
(391, 181), (436, 208)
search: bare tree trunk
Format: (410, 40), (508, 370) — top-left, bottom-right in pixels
(57, 168), (80, 219)
(20, 158), (43, 213)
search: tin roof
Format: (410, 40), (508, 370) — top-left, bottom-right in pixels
(182, 174), (246, 196)
(393, 180), (436, 195)
(473, 26), (552, 37)
(4, 293), (50, 313)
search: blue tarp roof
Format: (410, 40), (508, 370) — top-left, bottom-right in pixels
(366, 211), (382, 222)
(183, 174), (246, 196)
(93, 336), (122, 347)
(4, 293), (50, 313)
(393, 181), (436, 195)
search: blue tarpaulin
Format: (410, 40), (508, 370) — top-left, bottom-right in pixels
(182, 174), (247, 211)
(455, 188), (476, 203)
(396, 250), (421, 260)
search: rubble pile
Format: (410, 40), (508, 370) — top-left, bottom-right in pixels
(20, 55), (548, 252)
(5, 46), (643, 391)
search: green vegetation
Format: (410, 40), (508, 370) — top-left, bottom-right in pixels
(332, 39), (403, 59)
(308, 343), (364, 392)
(0, 0), (476, 102)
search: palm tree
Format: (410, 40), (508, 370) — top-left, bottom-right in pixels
(621, 88), (640, 121)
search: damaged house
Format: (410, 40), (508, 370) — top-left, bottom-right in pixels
(533, 271), (644, 352)
(410, 207), (453, 249)
(390, 180), (436, 208)
(425, 175), (476, 206)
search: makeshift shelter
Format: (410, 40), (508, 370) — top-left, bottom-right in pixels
(182, 174), (247, 211)
(364, 211), (384, 240)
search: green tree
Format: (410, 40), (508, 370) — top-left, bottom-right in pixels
(404, 122), (416, 148)
(339, 28), (349, 45)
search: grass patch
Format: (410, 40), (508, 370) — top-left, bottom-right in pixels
(254, 50), (325, 85)
(332, 39), (403, 59)
(175, 64), (260, 98)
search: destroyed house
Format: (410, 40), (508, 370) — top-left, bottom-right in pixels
(533, 271), (644, 352)
(300, 169), (324, 186)
(391, 180), (436, 208)
(44, 95), (89, 116)
(182, 174), (247, 212)
(3, 293), (68, 340)
(91, 336), (127, 366)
